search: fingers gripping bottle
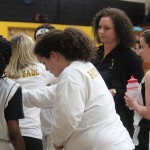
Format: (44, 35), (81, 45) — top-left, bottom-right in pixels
(126, 76), (139, 98)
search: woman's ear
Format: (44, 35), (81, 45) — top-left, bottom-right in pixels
(50, 51), (59, 61)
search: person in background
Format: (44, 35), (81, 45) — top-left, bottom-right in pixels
(34, 13), (44, 23)
(0, 35), (26, 150)
(23, 27), (134, 150)
(34, 24), (57, 150)
(34, 23), (55, 41)
(6, 34), (55, 150)
(132, 33), (140, 55)
(91, 7), (144, 138)
(125, 29), (150, 150)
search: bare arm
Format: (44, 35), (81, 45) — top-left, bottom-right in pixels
(7, 119), (26, 150)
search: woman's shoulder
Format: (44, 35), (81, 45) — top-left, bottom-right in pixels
(145, 69), (150, 79)
(120, 46), (139, 58)
(119, 45), (133, 53)
(60, 61), (91, 82)
(144, 70), (150, 87)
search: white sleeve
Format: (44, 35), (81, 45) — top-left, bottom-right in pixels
(52, 82), (85, 146)
(23, 84), (57, 108)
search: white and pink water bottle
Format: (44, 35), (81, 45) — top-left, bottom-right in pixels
(126, 76), (139, 98)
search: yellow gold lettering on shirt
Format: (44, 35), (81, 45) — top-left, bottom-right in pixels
(87, 67), (99, 79)
(22, 71), (26, 77)
(27, 70), (31, 77)
(32, 69), (39, 76)
(21, 69), (39, 78)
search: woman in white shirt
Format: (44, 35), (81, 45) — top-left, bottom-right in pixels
(24, 28), (135, 150)
(6, 34), (55, 150)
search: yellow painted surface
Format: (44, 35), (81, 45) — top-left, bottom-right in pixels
(0, 21), (93, 40)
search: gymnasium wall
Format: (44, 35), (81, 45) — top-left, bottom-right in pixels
(0, 0), (145, 26)
(0, 21), (93, 40)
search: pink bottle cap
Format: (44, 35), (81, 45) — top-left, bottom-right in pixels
(128, 76), (138, 83)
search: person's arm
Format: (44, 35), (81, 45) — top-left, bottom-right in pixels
(23, 84), (56, 108)
(5, 87), (26, 150)
(52, 82), (85, 147)
(7, 120), (26, 150)
(124, 71), (150, 120)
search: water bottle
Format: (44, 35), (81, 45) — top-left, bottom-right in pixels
(126, 76), (139, 110)
(126, 76), (139, 98)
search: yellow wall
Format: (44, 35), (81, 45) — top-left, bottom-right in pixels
(0, 21), (93, 40)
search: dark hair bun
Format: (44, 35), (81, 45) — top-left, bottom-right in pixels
(0, 35), (12, 76)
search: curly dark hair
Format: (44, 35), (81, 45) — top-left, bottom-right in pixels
(0, 35), (12, 77)
(34, 27), (97, 62)
(92, 7), (134, 47)
(34, 23), (55, 40)
(141, 29), (150, 47)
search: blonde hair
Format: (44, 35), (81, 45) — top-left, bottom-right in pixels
(6, 34), (37, 79)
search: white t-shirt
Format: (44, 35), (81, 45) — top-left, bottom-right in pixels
(23, 61), (135, 150)
(13, 63), (56, 139)
(52, 61), (134, 150)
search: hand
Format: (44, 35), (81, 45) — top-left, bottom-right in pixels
(109, 89), (116, 97)
(54, 144), (63, 150)
(124, 92), (138, 110)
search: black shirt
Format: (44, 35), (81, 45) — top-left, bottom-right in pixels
(92, 44), (144, 137)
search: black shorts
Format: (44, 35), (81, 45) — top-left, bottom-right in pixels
(23, 136), (43, 150)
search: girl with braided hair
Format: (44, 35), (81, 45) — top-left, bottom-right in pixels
(0, 35), (25, 150)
